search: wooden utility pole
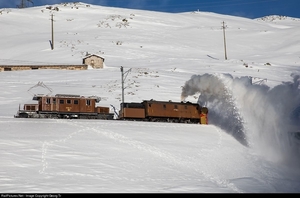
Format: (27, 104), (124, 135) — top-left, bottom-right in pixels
(18, 0), (26, 8)
(17, 0), (33, 8)
(50, 14), (54, 50)
(222, 21), (228, 60)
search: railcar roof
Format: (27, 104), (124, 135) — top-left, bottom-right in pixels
(33, 94), (100, 100)
(142, 100), (199, 105)
(55, 94), (82, 98)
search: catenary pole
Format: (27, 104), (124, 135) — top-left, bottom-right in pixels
(121, 66), (124, 116)
(120, 66), (132, 118)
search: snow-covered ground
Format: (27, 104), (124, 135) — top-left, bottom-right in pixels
(0, 2), (300, 193)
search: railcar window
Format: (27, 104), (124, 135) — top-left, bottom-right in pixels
(46, 98), (51, 104)
(60, 100), (64, 104)
(67, 99), (71, 104)
(86, 100), (91, 106)
(53, 98), (56, 104)
(74, 100), (79, 105)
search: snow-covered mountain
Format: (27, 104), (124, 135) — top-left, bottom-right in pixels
(0, 2), (300, 193)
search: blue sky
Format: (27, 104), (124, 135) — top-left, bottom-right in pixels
(0, 0), (299, 19)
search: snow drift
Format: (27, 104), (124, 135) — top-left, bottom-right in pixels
(181, 73), (300, 167)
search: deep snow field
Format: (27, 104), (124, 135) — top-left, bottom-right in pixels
(0, 2), (300, 193)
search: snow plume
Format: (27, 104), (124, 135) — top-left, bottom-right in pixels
(181, 73), (247, 146)
(181, 73), (300, 166)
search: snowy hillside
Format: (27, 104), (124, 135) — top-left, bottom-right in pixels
(0, 2), (300, 193)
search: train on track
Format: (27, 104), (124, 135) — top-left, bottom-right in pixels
(15, 94), (208, 124)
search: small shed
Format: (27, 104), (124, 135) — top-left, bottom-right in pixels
(82, 54), (105, 69)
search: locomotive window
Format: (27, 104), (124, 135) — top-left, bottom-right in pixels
(163, 104), (166, 109)
(46, 98), (51, 104)
(53, 98), (56, 104)
(174, 105), (178, 109)
(74, 100), (79, 105)
(60, 100), (64, 104)
(67, 99), (71, 104)
(86, 100), (91, 106)
(185, 106), (187, 109)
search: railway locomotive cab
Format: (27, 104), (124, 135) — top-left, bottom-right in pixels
(15, 94), (114, 119)
(119, 100), (208, 124)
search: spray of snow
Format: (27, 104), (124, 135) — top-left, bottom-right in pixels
(181, 73), (300, 167)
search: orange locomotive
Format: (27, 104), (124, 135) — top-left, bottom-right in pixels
(119, 100), (208, 124)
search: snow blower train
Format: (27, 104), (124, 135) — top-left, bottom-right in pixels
(15, 93), (208, 125)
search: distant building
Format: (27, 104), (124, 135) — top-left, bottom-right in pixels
(82, 54), (105, 69)
(0, 54), (106, 72)
(0, 65), (87, 72)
